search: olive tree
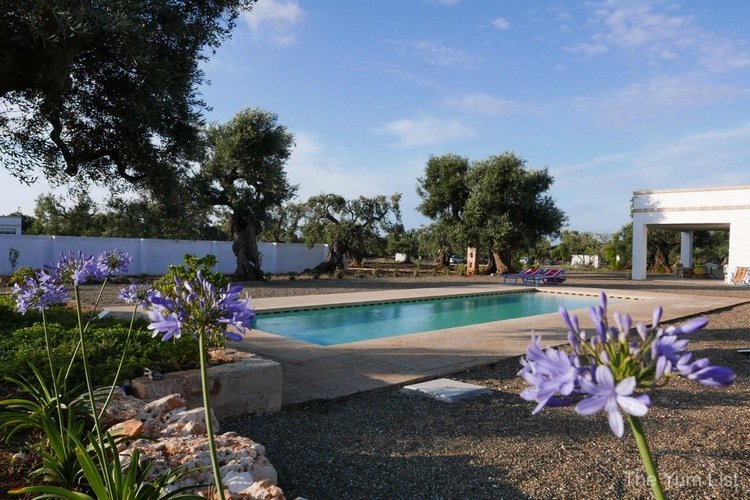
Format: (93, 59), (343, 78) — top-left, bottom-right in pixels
(197, 108), (296, 281)
(300, 193), (403, 271)
(1, 0), (255, 196)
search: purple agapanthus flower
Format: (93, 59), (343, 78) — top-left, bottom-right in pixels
(12, 271), (69, 314)
(146, 272), (254, 343)
(520, 291), (735, 438)
(45, 251), (97, 286)
(118, 283), (155, 309)
(576, 366), (650, 437)
(518, 334), (579, 413)
(147, 308), (182, 341)
(96, 249), (132, 279)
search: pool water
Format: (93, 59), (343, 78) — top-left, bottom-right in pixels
(252, 292), (599, 346)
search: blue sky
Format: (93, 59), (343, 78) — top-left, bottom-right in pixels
(3, 0), (750, 234)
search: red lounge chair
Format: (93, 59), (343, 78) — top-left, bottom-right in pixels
(521, 268), (550, 285)
(502, 268), (538, 285)
(523, 268), (566, 286)
(541, 269), (566, 285)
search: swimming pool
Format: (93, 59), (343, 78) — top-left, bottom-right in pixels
(252, 291), (601, 346)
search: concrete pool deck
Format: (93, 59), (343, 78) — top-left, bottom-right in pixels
(233, 285), (750, 407)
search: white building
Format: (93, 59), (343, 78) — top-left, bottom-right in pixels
(0, 216), (22, 235)
(631, 185), (750, 283)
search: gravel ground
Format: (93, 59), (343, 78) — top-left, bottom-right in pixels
(81, 273), (750, 499)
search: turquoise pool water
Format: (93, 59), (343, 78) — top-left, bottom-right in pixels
(252, 292), (599, 346)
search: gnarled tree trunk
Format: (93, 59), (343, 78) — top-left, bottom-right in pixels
(435, 248), (448, 267)
(651, 245), (672, 273)
(231, 214), (263, 281)
(314, 239), (346, 272)
(491, 249), (512, 275)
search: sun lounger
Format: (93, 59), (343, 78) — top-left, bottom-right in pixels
(541, 269), (566, 285)
(502, 268), (538, 285)
(521, 268), (566, 286)
(729, 267), (749, 285)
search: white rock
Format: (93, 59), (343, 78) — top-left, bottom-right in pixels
(224, 471), (255, 494)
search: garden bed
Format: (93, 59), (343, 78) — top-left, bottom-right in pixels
(130, 349), (282, 419)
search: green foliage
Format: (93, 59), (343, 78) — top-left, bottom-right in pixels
(300, 193), (403, 268)
(413, 259), (422, 278)
(385, 227), (420, 260)
(154, 254), (229, 297)
(417, 154), (470, 222)
(334, 268), (345, 280)
(1, 0), (256, 197)
(197, 107), (297, 280)
(9, 266), (36, 286)
(464, 153), (567, 260)
(0, 319), (200, 387)
(552, 230), (606, 262)
(259, 203), (305, 243)
(0, 365), (88, 488)
(11, 431), (203, 499)
(26, 191), (226, 240)
(417, 151), (566, 272)
(455, 264), (467, 276)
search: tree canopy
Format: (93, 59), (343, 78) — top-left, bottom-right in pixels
(25, 190), (227, 240)
(197, 107), (296, 280)
(300, 193), (403, 271)
(416, 154), (471, 265)
(417, 151), (567, 274)
(0, 0), (255, 195)
(552, 230), (607, 262)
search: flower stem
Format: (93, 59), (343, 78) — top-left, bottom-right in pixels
(98, 303), (137, 422)
(199, 330), (225, 500)
(73, 286), (111, 493)
(627, 415), (665, 500)
(41, 309), (64, 438)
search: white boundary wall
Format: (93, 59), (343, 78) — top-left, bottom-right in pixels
(631, 185), (750, 283)
(0, 235), (328, 276)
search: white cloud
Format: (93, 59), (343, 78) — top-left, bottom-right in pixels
(566, 42), (608, 56)
(287, 132), (430, 228)
(375, 117), (474, 147)
(569, 1), (750, 71)
(575, 75), (749, 123)
(444, 92), (519, 117)
(551, 124), (750, 231)
(287, 132), (394, 200)
(628, 124), (750, 185)
(243, 0), (303, 46)
(388, 39), (482, 68)
(492, 17), (510, 30)
(556, 124), (750, 180)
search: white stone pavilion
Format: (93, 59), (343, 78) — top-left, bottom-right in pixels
(631, 185), (750, 283)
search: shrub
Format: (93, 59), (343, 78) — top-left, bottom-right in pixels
(0, 305), (200, 387)
(153, 254), (229, 296)
(8, 266), (35, 287)
(334, 268), (345, 279)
